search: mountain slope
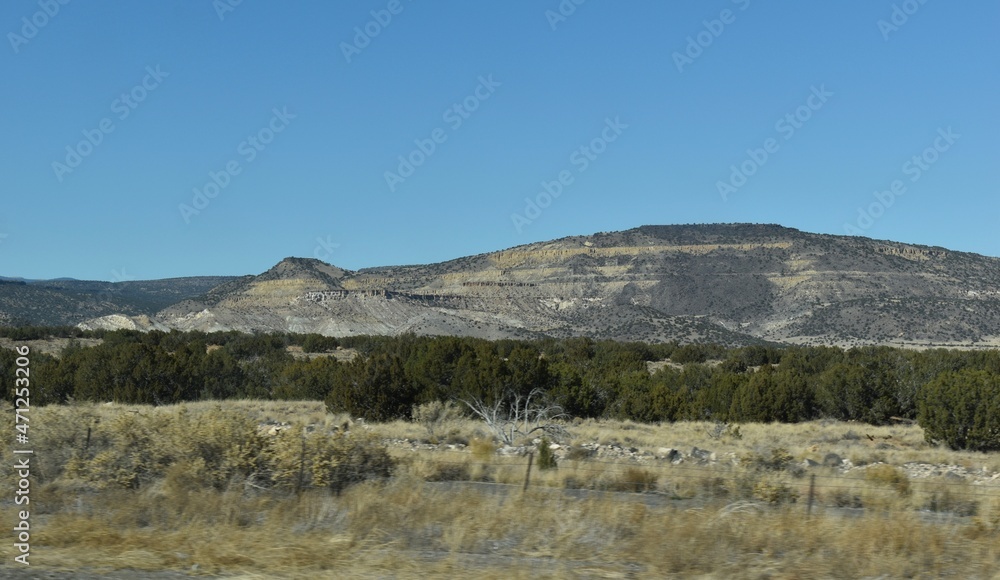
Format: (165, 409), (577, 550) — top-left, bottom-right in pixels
(0, 276), (236, 327)
(138, 224), (1000, 348)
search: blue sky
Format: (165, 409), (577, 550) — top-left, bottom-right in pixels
(2, 0), (997, 281)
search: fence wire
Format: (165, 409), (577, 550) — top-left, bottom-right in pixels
(395, 447), (1000, 508)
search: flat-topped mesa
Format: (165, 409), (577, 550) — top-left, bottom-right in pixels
(59, 223), (1000, 347)
(489, 242), (794, 269)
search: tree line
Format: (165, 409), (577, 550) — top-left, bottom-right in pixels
(2, 328), (998, 450)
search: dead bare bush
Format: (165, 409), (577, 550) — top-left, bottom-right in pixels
(459, 389), (568, 445)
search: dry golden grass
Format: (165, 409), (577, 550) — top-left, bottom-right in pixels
(3, 400), (1000, 577)
(5, 478), (1000, 578)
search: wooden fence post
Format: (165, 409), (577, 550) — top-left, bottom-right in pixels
(806, 474), (816, 517)
(523, 452), (535, 493)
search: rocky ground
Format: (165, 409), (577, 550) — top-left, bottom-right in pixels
(376, 435), (1000, 487)
(254, 415), (1000, 488)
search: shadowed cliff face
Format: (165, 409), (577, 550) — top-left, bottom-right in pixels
(54, 224), (1000, 348)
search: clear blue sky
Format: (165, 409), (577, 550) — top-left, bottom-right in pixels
(2, 0), (997, 281)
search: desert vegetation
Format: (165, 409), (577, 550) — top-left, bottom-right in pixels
(4, 328), (1000, 450)
(4, 329), (1000, 575)
(2, 400), (1000, 576)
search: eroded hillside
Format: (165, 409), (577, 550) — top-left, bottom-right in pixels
(129, 224), (1000, 348)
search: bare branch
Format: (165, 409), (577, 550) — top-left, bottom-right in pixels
(459, 389), (567, 446)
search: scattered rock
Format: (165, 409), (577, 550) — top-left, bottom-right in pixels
(690, 447), (713, 461)
(258, 421), (292, 436)
(497, 445), (527, 456)
(657, 447), (681, 462)
(822, 453), (843, 467)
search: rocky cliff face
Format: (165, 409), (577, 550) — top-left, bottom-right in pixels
(130, 224), (1000, 348)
